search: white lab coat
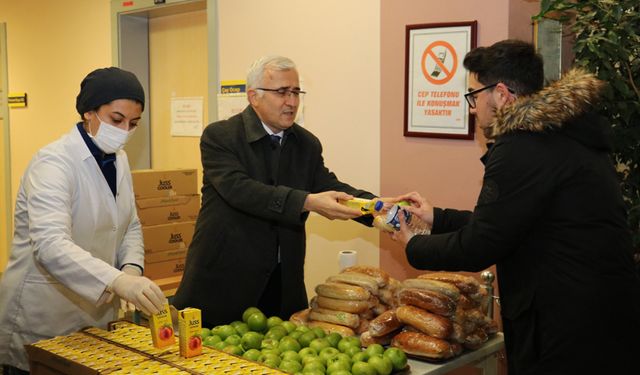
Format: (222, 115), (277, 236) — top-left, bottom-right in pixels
(0, 124), (144, 370)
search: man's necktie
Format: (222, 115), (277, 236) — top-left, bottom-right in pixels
(270, 134), (282, 149)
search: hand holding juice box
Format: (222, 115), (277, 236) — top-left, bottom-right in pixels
(149, 302), (175, 348)
(179, 307), (202, 357)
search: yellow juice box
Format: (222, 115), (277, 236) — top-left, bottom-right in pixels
(178, 307), (202, 358)
(149, 302), (175, 348)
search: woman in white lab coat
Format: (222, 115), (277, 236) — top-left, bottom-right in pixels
(0, 67), (166, 374)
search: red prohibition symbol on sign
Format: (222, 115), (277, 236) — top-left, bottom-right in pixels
(421, 40), (458, 85)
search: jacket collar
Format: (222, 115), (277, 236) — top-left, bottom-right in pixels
(489, 69), (604, 139)
(70, 123), (95, 161)
(241, 105), (298, 144)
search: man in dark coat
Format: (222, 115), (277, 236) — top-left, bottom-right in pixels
(393, 40), (640, 374)
(173, 56), (375, 327)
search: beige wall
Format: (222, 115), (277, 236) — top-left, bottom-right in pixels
(0, 0), (112, 267)
(380, 0), (540, 281)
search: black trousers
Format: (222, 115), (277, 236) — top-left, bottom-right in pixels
(257, 263), (283, 319)
(2, 365), (30, 375)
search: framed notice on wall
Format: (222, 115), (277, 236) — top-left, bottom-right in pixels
(404, 21), (477, 139)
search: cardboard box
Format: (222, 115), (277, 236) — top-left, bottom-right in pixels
(142, 221), (195, 253)
(144, 257), (186, 280)
(155, 275), (183, 293)
(132, 169), (198, 199)
(27, 345), (101, 375)
(136, 195), (200, 227)
(145, 248), (188, 264)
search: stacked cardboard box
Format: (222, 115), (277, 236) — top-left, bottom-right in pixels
(131, 169), (199, 293)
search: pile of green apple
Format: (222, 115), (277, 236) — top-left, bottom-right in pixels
(200, 307), (408, 375)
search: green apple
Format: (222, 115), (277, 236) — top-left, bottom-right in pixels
(279, 359), (302, 373)
(266, 326), (288, 341)
(281, 321), (297, 333)
(309, 338), (331, 353)
(326, 332), (342, 348)
(311, 327), (326, 338)
(241, 331), (264, 350)
(242, 307), (263, 323)
(267, 316), (284, 329)
(278, 336), (302, 353)
(299, 347), (318, 357)
(280, 350), (302, 362)
(319, 347), (340, 364)
(368, 355), (393, 375)
(326, 359), (351, 374)
(383, 347), (408, 371)
(303, 359), (326, 373)
(352, 361), (377, 375)
(200, 327), (211, 339)
(364, 344), (384, 357)
(351, 351), (369, 363)
(243, 348), (261, 362)
(298, 330), (317, 348)
(222, 344), (243, 356)
(203, 335), (221, 347)
(260, 338), (279, 350)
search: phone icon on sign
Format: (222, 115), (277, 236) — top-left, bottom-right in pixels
(431, 50), (447, 77)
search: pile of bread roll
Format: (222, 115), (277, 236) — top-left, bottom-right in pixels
(291, 268), (498, 361)
(365, 272), (499, 361)
(290, 266), (401, 337)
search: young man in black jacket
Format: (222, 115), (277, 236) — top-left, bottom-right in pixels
(393, 40), (640, 375)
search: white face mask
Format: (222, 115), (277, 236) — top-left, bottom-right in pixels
(88, 114), (136, 154)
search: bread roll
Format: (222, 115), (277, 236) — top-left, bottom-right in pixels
(356, 318), (370, 335)
(396, 305), (453, 339)
(391, 331), (458, 360)
(368, 310), (402, 337)
(315, 282), (370, 301)
(361, 330), (397, 347)
(309, 307), (359, 329)
(463, 328), (489, 350)
(457, 293), (479, 310)
(327, 272), (379, 294)
(397, 288), (456, 317)
(289, 308), (310, 325)
(402, 279), (460, 302)
(316, 295), (370, 314)
(342, 266), (390, 287)
(307, 320), (355, 337)
(377, 287), (395, 307)
(418, 272), (480, 294)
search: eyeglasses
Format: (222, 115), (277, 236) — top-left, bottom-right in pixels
(464, 83), (498, 109)
(256, 87), (306, 98)
(464, 83), (515, 109)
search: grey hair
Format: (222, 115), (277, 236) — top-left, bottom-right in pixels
(246, 56), (297, 91)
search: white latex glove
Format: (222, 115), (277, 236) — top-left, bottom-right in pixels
(119, 265), (142, 312)
(109, 272), (166, 315)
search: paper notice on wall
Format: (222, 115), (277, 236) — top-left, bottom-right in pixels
(171, 97), (203, 137)
(217, 93), (247, 121)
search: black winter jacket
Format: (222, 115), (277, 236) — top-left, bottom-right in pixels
(406, 70), (640, 375)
